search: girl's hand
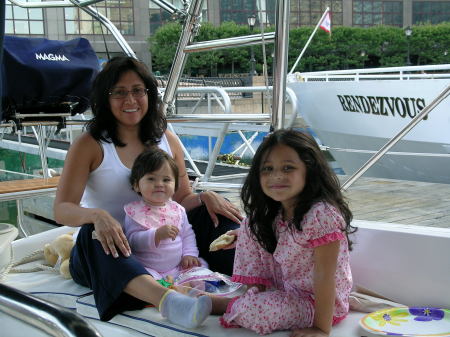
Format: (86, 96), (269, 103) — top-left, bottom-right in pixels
(290, 327), (329, 337)
(222, 229), (240, 250)
(156, 225), (179, 243)
(201, 191), (243, 227)
(181, 255), (201, 269)
(92, 209), (131, 258)
(245, 284), (266, 293)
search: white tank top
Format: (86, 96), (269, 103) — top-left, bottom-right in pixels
(80, 134), (173, 225)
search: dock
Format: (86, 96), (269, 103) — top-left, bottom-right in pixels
(224, 176), (450, 229)
(341, 176), (450, 228)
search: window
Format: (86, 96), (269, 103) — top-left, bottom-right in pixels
(290, 0), (343, 27)
(353, 0), (402, 27)
(150, 0), (207, 34)
(5, 0), (44, 35)
(65, 0), (134, 35)
(150, 0), (181, 34)
(413, 1), (450, 24)
(220, 0), (276, 26)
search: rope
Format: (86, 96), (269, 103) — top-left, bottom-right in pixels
(0, 245), (14, 281)
(11, 263), (58, 274)
(0, 248), (59, 278)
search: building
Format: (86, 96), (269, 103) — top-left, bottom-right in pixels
(6, 0), (450, 69)
(6, 0), (152, 66)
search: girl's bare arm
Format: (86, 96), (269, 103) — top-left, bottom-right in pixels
(312, 240), (340, 335)
(291, 240), (340, 337)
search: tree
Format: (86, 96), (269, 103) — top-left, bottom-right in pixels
(149, 23), (182, 73)
(218, 21), (252, 75)
(149, 22), (450, 75)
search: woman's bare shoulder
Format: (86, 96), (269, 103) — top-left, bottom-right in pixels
(72, 132), (97, 146)
(69, 132), (100, 150)
(66, 132), (103, 168)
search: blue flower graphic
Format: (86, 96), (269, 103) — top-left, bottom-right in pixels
(409, 307), (445, 322)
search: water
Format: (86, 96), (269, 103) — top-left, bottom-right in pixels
(0, 149), (64, 226)
(179, 132), (266, 163)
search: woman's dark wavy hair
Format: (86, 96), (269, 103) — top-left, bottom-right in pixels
(130, 147), (179, 192)
(86, 56), (166, 146)
(240, 129), (356, 254)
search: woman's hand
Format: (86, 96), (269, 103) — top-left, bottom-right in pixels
(290, 327), (329, 337)
(181, 255), (201, 269)
(92, 208), (131, 258)
(201, 191), (243, 226)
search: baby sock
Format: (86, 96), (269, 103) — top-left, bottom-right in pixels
(187, 287), (204, 297)
(159, 290), (212, 329)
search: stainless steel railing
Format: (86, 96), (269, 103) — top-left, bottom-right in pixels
(0, 284), (102, 337)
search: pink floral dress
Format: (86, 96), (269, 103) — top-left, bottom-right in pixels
(220, 202), (352, 335)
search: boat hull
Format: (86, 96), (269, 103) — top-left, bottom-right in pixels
(288, 78), (450, 184)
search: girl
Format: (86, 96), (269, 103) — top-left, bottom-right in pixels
(214, 129), (355, 336)
(124, 147), (207, 282)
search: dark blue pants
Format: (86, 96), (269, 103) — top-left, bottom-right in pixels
(187, 205), (239, 276)
(69, 205), (239, 321)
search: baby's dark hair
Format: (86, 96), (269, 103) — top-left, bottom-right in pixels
(241, 129), (355, 253)
(130, 147), (179, 192)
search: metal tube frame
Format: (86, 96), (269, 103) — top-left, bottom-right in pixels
(8, 0), (102, 8)
(0, 284), (102, 337)
(9, 0), (136, 58)
(184, 32), (275, 53)
(162, 0), (204, 115)
(151, 0), (179, 15)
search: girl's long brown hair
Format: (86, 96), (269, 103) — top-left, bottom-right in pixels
(241, 129), (355, 253)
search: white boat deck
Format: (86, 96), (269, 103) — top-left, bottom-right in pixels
(3, 217), (450, 337)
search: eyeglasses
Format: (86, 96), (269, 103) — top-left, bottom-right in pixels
(109, 87), (148, 99)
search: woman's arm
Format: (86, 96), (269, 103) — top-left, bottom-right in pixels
(165, 130), (198, 209)
(53, 133), (131, 257)
(54, 133), (101, 226)
(165, 130), (243, 225)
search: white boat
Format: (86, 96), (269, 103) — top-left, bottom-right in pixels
(287, 65), (450, 184)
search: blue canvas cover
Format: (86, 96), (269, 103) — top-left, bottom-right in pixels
(1, 36), (99, 120)
(0, 2), (5, 121)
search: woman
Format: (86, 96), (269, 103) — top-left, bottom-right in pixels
(53, 56), (242, 325)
